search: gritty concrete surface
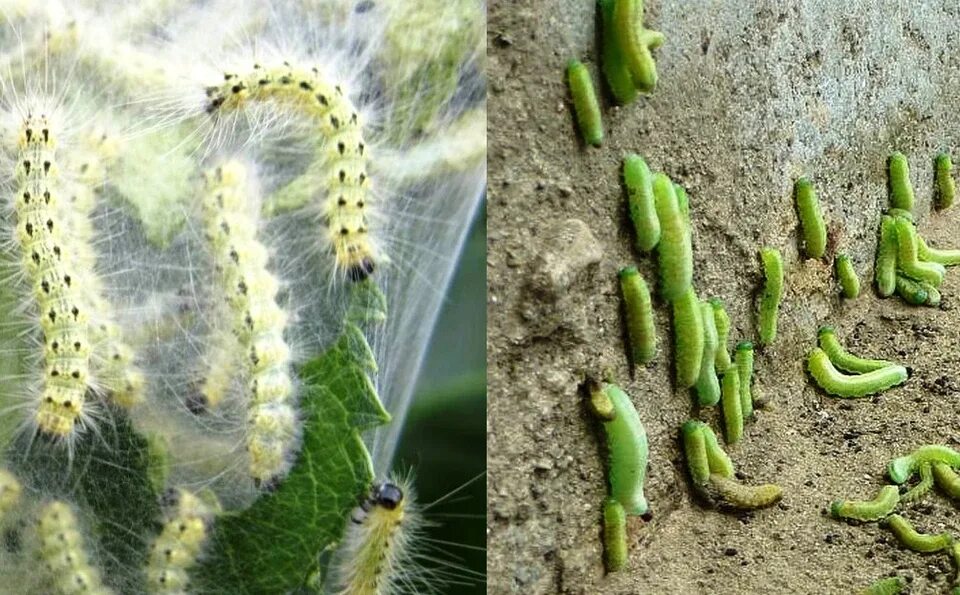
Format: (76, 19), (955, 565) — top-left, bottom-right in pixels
(487, 1), (960, 593)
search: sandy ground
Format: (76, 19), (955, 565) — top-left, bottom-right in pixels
(486, 1), (960, 593)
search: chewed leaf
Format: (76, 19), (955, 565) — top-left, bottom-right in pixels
(191, 331), (390, 594)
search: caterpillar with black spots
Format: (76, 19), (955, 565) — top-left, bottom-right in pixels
(146, 488), (219, 594)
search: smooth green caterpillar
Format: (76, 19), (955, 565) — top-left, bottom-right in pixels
(932, 462), (960, 500)
(888, 208), (914, 222)
(700, 422), (734, 478)
(704, 474), (783, 510)
(875, 215), (898, 297)
(888, 152), (915, 212)
(623, 155), (660, 252)
(889, 445), (960, 484)
(37, 501), (114, 595)
(681, 420), (711, 486)
(611, 0), (664, 93)
(834, 254), (860, 299)
(817, 326), (894, 373)
(735, 342), (754, 419)
(587, 380), (649, 515)
(653, 174), (693, 303)
(917, 235), (960, 266)
(794, 177), (826, 259)
(901, 462), (934, 504)
(895, 217), (945, 287)
(672, 288), (703, 388)
(936, 152), (955, 210)
(566, 59), (603, 147)
(694, 301), (720, 407)
(860, 576), (905, 595)
(806, 348), (908, 398)
(619, 267), (656, 365)
(758, 247), (783, 345)
(0, 469), (21, 523)
(830, 485), (899, 522)
(711, 299), (731, 370)
(146, 489), (219, 593)
(720, 365), (742, 444)
(602, 498), (627, 572)
(674, 183), (689, 223)
(598, 0), (638, 104)
(895, 275), (930, 306)
(883, 514), (952, 553)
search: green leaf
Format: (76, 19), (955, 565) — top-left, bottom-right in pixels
(191, 329), (390, 594)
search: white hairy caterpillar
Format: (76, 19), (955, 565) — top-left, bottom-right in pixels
(36, 500), (113, 595)
(145, 488), (219, 594)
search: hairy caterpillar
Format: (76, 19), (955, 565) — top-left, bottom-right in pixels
(566, 60), (603, 147)
(618, 266), (656, 365)
(720, 365), (742, 444)
(834, 254), (860, 298)
(14, 113), (92, 439)
(611, 0), (664, 92)
(758, 247), (783, 345)
(875, 215), (897, 297)
(806, 347), (907, 398)
(889, 445), (960, 484)
(735, 342), (754, 418)
(653, 174), (692, 303)
(200, 160), (299, 486)
(817, 326), (894, 374)
(586, 380), (649, 516)
(623, 154), (659, 252)
(598, 0), (638, 104)
(917, 235), (960, 266)
(883, 514), (952, 553)
(894, 217), (945, 287)
(36, 501), (113, 595)
(672, 288), (703, 388)
(900, 462), (934, 504)
(932, 462), (960, 501)
(0, 468), (21, 522)
(694, 301), (720, 407)
(860, 576), (905, 595)
(936, 152), (955, 210)
(794, 177), (826, 259)
(711, 299), (731, 370)
(888, 152), (915, 212)
(602, 498), (627, 572)
(205, 62), (377, 282)
(146, 489), (218, 593)
(830, 485), (899, 522)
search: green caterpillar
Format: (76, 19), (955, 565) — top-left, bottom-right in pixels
(936, 152), (955, 210)
(834, 254), (859, 298)
(566, 59), (603, 147)
(598, 0), (638, 104)
(900, 462), (934, 504)
(653, 174), (693, 302)
(623, 155), (660, 252)
(758, 247), (783, 345)
(817, 326), (894, 373)
(889, 445), (960, 484)
(917, 235), (960, 266)
(860, 576), (905, 595)
(694, 301), (720, 407)
(587, 380), (649, 515)
(711, 299), (731, 370)
(932, 462), (960, 500)
(611, 0), (664, 93)
(794, 177), (826, 259)
(37, 501), (113, 595)
(883, 514), (952, 553)
(894, 217), (945, 287)
(830, 485), (899, 522)
(674, 183), (689, 223)
(875, 215), (897, 297)
(888, 152), (915, 212)
(602, 498), (627, 572)
(681, 420), (733, 487)
(704, 473), (783, 510)
(720, 365), (742, 444)
(735, 342), (754, 418)
(619, 267), (656, 365)
(895, 275), (933, 306)
(701, 422), (734, 478)
(672, 288), (703, 388)
(806, 348), (907, 398)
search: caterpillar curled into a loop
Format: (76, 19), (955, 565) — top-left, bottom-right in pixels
(146, 489), (218, 594)
(36, 500), (113, 595)
(806, 347), (907, 398)
(205, 63), (376, 282)
(830, 485), (899, 522)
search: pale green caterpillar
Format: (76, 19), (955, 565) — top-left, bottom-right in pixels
(0, 468), (21, 523)
(587, 380), (649, 516)
(758, 247), (783, 345)
(900, 462), (934, 504)
(602, 498), (627, 572)
(883, 514), (952, 553)
(701, 422), (734, 478)
(711, 299), (731, 370)
(875, 215), (897, 297)
(918, 235), (960, 266)
(653, 174), (693, 302)
(599, 0), (638, 104)
(794, 177), (826, 259)
(704, 474), (783, 510)
(674, 183), (689, 223)
(807, 348), (907, 398)
(566, 60), (603, 147)
(619, 267), (656, 365)
(672, 288), (703, 388)
(860, 576), (905, 595)
(694, 301), (720, 407)
(735, 342), (754, 419)
(895, 275), (932, 306)
(830, 485), (899, 522)
(889, 445), (960, 484)
(720, 365), (742, 444)
(888, 152), (915, 212)
(680, 420), (732, 487)
(611, 0), (664, 93)
(932, 462), (960, 500)
(834, 254), (860, 299)
(36, 501), (114, 595)
(146, 489), (219, 593)
(623, 154), (660, 252)
(888, 208), (914, 221)
(936, 152), (955, 210)
(817, 326), (894, 373)
(895, 217), (945, 287)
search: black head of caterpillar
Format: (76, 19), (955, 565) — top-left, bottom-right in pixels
(352, 481), (404, 524)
